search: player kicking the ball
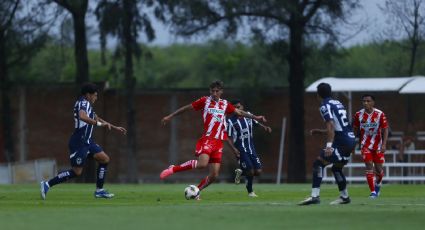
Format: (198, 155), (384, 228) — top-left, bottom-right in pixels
(159, 80), (267, 200)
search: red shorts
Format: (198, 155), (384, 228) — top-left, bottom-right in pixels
(195, 136), (223, 164)
(361, 147), (385, 164)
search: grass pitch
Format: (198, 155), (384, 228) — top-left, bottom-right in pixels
(1, 183), (424, 230)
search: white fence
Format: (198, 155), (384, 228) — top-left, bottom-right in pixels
(0, 159), (56, 184)
(323, 150), (425, 183)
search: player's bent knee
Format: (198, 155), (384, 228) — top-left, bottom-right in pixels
(196, 162), (208, 169)
(72, 168), (83, 176)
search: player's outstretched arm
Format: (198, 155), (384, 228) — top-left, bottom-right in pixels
(96, 115), (127, 135)
(161, 104), (193, 126)
(310, 128), (327, 135)
(234, 108), (267, 123)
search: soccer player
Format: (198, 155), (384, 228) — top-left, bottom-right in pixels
(299, 82), (356, 205)
(353, 94), (388, 198)
(159, 80), (267, 200)
(226, 100), (272, 197)
(40, 83), (127, 200)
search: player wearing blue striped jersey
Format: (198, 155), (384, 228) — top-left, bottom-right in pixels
(40, 83), (127, 200)
(226, 100), (272, 197)
(299, 83), (356, 205)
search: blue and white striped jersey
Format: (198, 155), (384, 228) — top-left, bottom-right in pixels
(319, 97), (355, 139)
(226, 112), (258, 154)
(71, 96), (96, 145)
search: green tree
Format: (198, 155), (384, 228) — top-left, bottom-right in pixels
(50, 0), (90, 84)
(95, 0), (156, 182)
(380, 0), (425, 76)
(0, 0), (50, 162)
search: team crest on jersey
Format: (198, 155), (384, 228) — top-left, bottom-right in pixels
(320, 106), (328, 115)
(76, 157), (82, 165)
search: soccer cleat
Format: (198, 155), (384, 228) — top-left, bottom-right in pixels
(94, 189), (115, 198)
(234, 169), (243, 184)
(40, 181), (49, 200)
(194, 194), (201, 201)
(369, 192), (378, 199)
(298, 196), (320, 205)
(248, 192), (258, 197)
(375, 183), (382, 196)
(160, 165), (175, 180)
(330, 196), (351, 205)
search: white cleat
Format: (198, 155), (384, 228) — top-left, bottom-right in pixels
(248, 192), (258, 197)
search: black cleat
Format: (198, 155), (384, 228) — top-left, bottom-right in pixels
(330, 196), (351, 205)
(298, 196), (320, 205)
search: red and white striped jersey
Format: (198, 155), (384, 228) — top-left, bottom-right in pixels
(353, 108), (388, 151)
(192, 96), (235, 140)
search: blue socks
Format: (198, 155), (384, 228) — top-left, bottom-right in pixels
(96, 163), (108, 189)
(246, 175), (253, 193)
(331, 166), (347, 191)
(48, 169), (77, 187)
(312, 160), (324, 188)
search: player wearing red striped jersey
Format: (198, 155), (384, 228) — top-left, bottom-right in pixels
(353, 94), (389, 198)
(159, 80), (267, 200)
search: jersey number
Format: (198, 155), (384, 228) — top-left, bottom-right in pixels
(338, 110), (349, 127)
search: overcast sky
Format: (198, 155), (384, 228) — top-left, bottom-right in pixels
(85, 0), (387, 49)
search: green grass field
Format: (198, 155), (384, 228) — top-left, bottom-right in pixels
(1, 183), (424, 229)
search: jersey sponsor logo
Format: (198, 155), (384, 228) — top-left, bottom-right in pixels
(207, 108), (225, 115)
(360, 122), (378, 128)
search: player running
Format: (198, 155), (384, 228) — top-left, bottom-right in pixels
(40, 83), (127, 200)
(353, 94), (388, 198)
(159, 80), (267, 200)
(226, 100), (272, 197)
(299, 82), (356, 205)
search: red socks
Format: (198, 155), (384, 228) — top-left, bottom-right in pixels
(366, 170), (375, 192)
(197, 176), (211, 191)
(172, 160), (197, 173)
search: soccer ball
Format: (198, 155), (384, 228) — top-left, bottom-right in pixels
(184, 185), (200, 200)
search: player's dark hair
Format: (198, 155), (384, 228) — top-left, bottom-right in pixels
(317, 82), (332, 98)
(362, 94), (375, 101)
(81, 83), (98, 95)
(209, 80), (224, 89)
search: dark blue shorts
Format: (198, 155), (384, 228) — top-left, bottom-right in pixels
(69, 142), (103, 167)
(320, 138), (356, 165)
(239, 151), (262, 172)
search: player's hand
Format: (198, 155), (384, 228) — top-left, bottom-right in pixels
(161, 115), (172, 126)
(310, 129), (321, 135)
(380, 145), (386, 153)
(114, 126), (127, 135)
(263, 126), (272, 133)
(324, 146), (334, 157)
(102, 122), (112, 130)
(255, 115), (267, 123)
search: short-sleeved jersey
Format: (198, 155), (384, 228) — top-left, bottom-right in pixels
(226, 112), (258, 154)
(192, 96), (235, 140)
(353, 108), (388, 151)
(71, 96), (96, 145)
(319, 97), (355, 140)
